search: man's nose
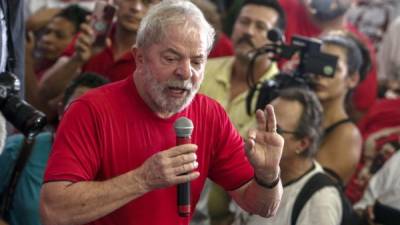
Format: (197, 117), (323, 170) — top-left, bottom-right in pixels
(175, 59), (192, 80)
(243, 23), (256, 37)
(41, 33), (54, 43)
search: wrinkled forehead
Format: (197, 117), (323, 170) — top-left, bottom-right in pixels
(159, 23), (209, 55)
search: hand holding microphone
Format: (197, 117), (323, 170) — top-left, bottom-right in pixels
(134, 118), (198, 216)
(174, 117), (194, 217)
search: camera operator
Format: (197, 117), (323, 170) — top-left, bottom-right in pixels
(278, 0), (378, 122)
(313, 30), (371, 186)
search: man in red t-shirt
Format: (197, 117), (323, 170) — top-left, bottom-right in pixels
(37, 0), (160, 120)
(279, 0), (378, 120)
(39, 2), (284, 225)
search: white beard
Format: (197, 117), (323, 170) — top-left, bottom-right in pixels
(142, 64), (200, 115)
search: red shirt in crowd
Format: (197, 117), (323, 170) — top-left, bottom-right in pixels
(208, 33), (234, 58)
(44, 76), (254, 225)
(278, 0), (378, 113)
(346, 98), (400, 202)
(63, 26), (135, 82)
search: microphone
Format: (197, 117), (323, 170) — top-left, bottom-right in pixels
(174, 117), (194, 217)
(267, 28), (285, 43)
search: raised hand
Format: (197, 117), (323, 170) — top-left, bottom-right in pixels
(137, 144), (200, 192)
(245, 104), (284, 183)
(73, 21), (111, 63)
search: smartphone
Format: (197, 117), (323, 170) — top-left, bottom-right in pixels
(91, 1), (117, 47)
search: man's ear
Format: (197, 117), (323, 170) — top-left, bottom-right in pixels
(347, 72), (360, 89)
(297, 137), (311, 155)
(131, 46), (144, 65)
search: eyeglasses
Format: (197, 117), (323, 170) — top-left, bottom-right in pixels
(276, 125), (298, 136)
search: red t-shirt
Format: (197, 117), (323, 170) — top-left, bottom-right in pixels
(208, 33), (234, 58)
(44, 76), (254, 225)
(279, 0), (377, 113)
(63, 27), (135, 82)
(346, 98), (400, 202)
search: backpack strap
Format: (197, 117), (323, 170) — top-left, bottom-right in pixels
(291, 172), (337, 225)
(0, 137), (35, 219)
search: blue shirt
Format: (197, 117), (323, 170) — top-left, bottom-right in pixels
(0, 132), (53, 225)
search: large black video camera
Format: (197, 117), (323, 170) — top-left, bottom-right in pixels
(246, 29), (338, 115)
(0, 72), (46, 137)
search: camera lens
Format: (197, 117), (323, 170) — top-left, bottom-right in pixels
(1, 94), (46, 137)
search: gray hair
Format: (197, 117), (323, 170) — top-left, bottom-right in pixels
(277, 87), (323, 158)
(136, 0), (215, 53)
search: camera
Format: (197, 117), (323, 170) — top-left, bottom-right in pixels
(246, 29), (339, 115)
(0, 72), (46, 137)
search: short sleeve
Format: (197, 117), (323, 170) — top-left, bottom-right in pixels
(44, 100), (102, 182)
(207, 105), (254, 191)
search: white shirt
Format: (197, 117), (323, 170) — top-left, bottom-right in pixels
(354, 151), (400, 211)
(234, 162), (342, 225)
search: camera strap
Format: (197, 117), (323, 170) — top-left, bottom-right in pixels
(0, 0), (16, 72)
(0, 137), (35, 220)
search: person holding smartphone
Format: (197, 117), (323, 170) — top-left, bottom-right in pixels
(37, 0), (160, 124)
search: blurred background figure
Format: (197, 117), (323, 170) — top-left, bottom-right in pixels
(24, 5), (90, 117)
(376, 16), (400, 99)
(353, 150), (400, 225)
(312, 30), (371, 186)
(347, 0), (399, 52)
(35, 0), (159, 125)
(25, 0), (95, 32)
(0, 72), (108, 225)
(278, 0), (378, 122)
(191, 0), (234, 59)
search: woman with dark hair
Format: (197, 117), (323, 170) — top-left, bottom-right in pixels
(313, 30), (371, 186)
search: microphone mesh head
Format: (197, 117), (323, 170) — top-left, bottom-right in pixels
(174, 117), (194, 137)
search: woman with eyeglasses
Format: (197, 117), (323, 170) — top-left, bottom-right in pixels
(312, 30), (371, 187)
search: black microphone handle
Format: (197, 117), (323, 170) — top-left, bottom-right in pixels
(178, 182), (190, 217)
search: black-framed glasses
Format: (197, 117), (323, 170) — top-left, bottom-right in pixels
(276, 125), (298, 135)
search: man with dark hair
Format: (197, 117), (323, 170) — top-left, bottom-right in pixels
(200, 1), (285, 224)
(0, 72), (108, 225)
(25, 4), (90, 120)
(201, 0), (285, 137)
(36, 0), (160, 123)
(237, 87), (342, 225)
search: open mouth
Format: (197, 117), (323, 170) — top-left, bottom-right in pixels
(168, 86), (189, 97)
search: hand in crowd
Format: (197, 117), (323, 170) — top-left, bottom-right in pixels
(73, 22), (111, 63)
(136, 144), (200, 191)
(245, 104), (284, 184)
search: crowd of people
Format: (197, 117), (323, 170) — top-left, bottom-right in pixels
(0, 0), (399, 225)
